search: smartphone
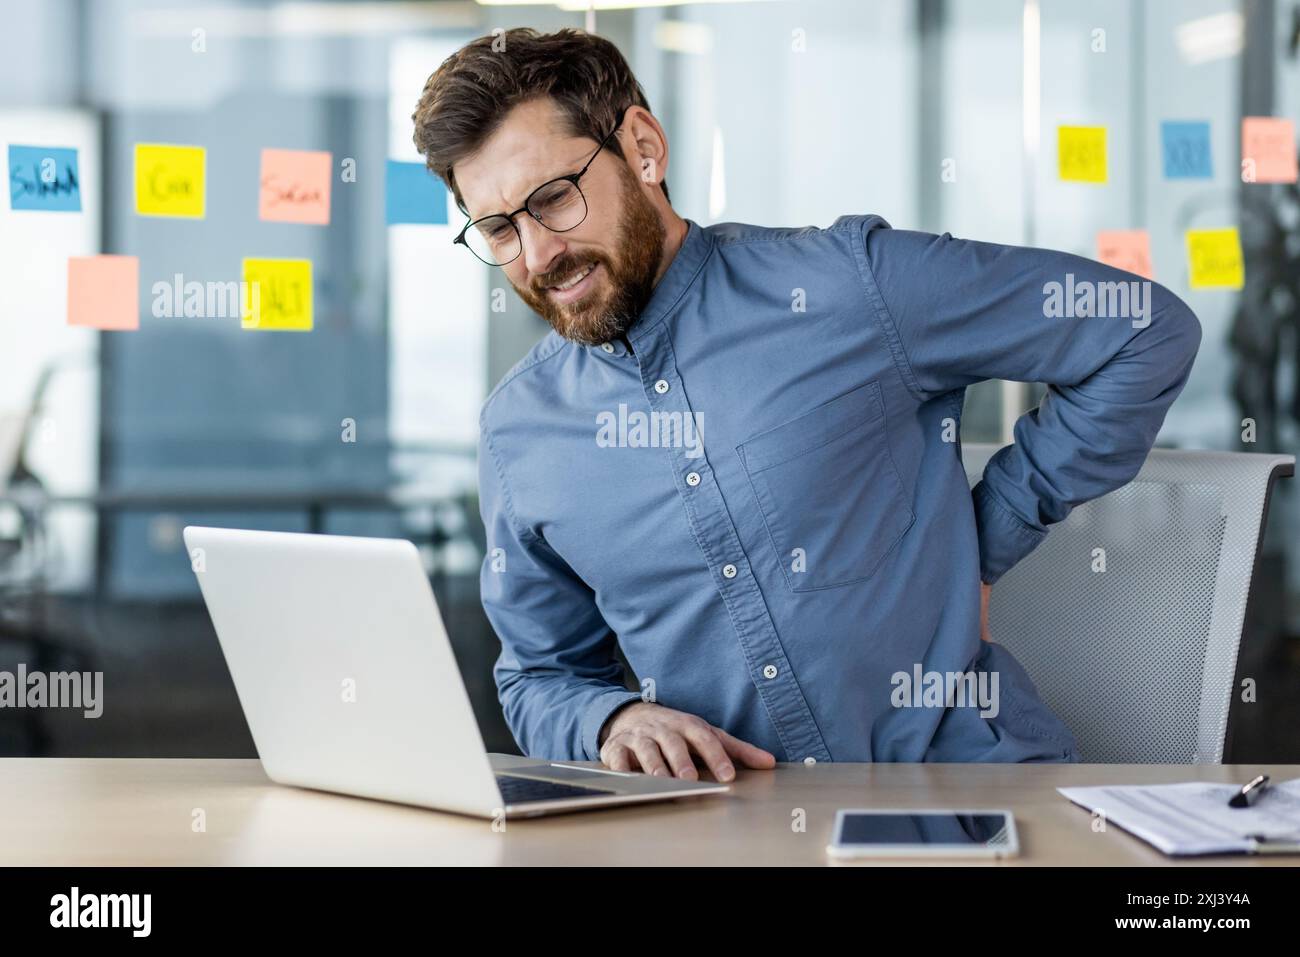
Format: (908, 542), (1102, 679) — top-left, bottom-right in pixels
(826, 808), (1019, 860)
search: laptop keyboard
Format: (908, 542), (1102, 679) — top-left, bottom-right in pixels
(495, 774), (615, 804)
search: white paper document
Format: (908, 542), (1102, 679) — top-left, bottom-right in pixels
(1058, 777), (1300, 856)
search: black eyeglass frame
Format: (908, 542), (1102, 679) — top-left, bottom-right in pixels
(452, 113), (627, 266)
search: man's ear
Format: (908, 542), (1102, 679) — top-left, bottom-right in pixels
(622, 106), (669, 189)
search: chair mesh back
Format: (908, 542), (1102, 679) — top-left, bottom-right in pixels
(963, 444), (1294, 763)
(0, 412), (24, 489)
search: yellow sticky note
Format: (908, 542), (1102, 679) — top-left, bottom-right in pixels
(135, 143), (206, 218)
(1058, 126), (1108, 183)
(1186, 228), (1244, 290)
(242, 258), (313, 331)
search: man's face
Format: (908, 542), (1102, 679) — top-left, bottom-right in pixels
(455, 98), (665, 346)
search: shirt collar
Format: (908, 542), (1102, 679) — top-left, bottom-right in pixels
(589, 219), (713, 354)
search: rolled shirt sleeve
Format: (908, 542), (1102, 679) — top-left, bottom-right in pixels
(859, 221), (1202, 583)
(479, 422), (642, 760)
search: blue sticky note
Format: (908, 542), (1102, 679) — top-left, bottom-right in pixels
(385, 160), (447, 225)
(9, 145), (82, 211)
(1161, 121), (1213, 179)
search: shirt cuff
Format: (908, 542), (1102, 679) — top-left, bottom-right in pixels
(582, 690), (645, 761)
(971, 480), (1048, 584)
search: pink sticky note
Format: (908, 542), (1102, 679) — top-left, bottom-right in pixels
(1096, 229), (1154, 280)
(259, 148), (332, 224)
(67, 255), (140, 331)
(1242, 117), (1298, 184)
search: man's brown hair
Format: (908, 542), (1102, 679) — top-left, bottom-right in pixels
(411, 27), (670, 215)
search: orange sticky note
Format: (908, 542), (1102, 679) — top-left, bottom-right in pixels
(259, 148), (332, 225)
(1241, 117), (1298, 184)
(67, 255), (139, 331)
(1096, 230), (1153, 280)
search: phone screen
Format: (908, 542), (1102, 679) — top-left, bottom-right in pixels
(837, 812), (1012, 848)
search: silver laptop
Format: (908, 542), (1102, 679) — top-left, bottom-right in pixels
(184, 525), (729, 818)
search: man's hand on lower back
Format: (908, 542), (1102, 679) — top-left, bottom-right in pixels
(598, 701), (776, 782)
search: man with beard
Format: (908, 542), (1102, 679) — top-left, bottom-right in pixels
(411, 28), (1201, 780)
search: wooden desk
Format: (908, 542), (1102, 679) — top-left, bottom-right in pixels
(3, 759), (1297, 866)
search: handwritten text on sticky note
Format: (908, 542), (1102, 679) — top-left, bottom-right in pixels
(1186, 228), (1244, 290)
(135, 143), (206, 218)
(68, 255), (140, 331)
(259, 148), (332, 225)
(1096, 230), (1154, 280)
(242, 258), (313, 331)
(1058, 126), (1108, 183)
(1241, 117), (1298, 184)
(9, 145), (82, 212)
(1160, 121), (1213, 179)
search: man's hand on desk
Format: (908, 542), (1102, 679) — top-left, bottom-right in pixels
(598, 701), (777, 783)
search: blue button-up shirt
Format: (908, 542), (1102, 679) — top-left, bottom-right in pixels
(478, 214), (1201, 764)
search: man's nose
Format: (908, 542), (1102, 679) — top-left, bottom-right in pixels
(517, 215), (566, 278)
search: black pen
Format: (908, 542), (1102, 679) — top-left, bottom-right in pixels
(1228, 774), (1270, 808)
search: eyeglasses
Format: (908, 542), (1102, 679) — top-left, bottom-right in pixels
(452, 116), (625, 267)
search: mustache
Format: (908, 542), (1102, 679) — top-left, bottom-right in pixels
(532, 254), (607, 292)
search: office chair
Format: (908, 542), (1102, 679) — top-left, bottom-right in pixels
(0, 408), (49, 752)
(0, 364), (100, 755)
(962, 443), (1294, 764)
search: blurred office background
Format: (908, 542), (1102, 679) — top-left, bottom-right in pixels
(0, 0), (1296, 759)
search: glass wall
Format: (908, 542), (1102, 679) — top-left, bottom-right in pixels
(1, 0), (1296, 760)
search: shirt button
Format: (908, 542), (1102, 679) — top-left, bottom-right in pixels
(721, 563), (737, 579)
(653, 379), (670, 394)
(601, 342), (615, 353)
(685, 471), (701, 487)
(762, 664), (778, 679)
(803, 756), (817, 766)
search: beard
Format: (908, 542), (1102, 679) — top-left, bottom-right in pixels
(513, 166), (665, 347)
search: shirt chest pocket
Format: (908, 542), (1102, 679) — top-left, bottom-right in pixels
(736, 380), (915, 592)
